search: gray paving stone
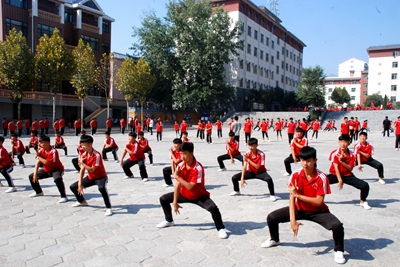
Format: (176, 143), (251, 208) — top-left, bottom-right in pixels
(26, 255), (62, 267)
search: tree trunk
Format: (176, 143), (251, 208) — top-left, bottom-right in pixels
(81, 98), (84, 129)
(141, 105), (143, 127)
(17, 102), (21, 120)
(52, 93), (56, 125)
(107, 98), (110, 119)
(126, 101), (129, 132)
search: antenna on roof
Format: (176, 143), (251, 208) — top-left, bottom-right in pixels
(268, 0), (280, 17)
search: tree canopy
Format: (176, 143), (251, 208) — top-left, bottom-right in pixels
(0, 28), (35, 118)
(331, 86), (351, 104)
(115, 57), (137, 102)
(132, 0), (242, 112)
(296, 65), (326, 107)
(364, 93), (383, 107)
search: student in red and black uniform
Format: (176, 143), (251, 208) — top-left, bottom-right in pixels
(253, 118), (261, 131)
(300, 118), (308, 138)
(156, 119), (163, 142)
(53, 119), (60, 133)
(243, 117), (252, 144)
(16, 119), (23, 137)
(263, 146), (345, 265)
(138, 131), (153, 165)
(74, 118), (82, 137)
(393, 116), (400, 150)
(2, 118), (8, 137)
(25, 132), (38, 154)
(8, 120), (15, 135)
(120, 117), (126, 135)
(261, 118), (270, 142)
(59, 118), (65, 135)
(181, 131), (190, 143)
(44, 118), (50, 135)
(360, 120), (368, 133)
(39, 118), (45, 135)
(283, 127), (308, 176)
(120, 132), (148, 181)
(310, 119), (320, 140)
(354, 132), (385, 185)
(180, 119), (188, 139)
(54, 131), (68, 156)
(206, 120), (213, 144)
(340, 117), (349, 137)
(0, 136), (16, 192)
(136, 122), (142, 134)
(196, 120), (202, 139)
(90, 118), (97, 135)
(25, 119), (30, 135)
(215, 119), (223, 138)
(101, 131), (119, 162)
(162, 138), (183, 187)
(9, 133), (25, 168)
(70, 135), (113, 216)
(354, 117), (361, 141)
(286, 117), (296, 145)
(174, 121), (180, 137)
(106, 117), (112, 133)
(72, 130), (87, 172)
(32, 119), (38, 135)
(157, 142), (229, 239)
(28, 135), (68, 203)
(217, 131), (243, 171)
(275, 118), (283, 141)
(327, 134), (371, 210)
(230, 138), (276, 201)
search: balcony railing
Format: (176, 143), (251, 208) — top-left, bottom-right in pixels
(29, 9), (61, 24)
(0, 89), (79, 102)
(74, 23), (99, 34)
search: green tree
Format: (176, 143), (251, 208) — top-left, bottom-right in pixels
(71, 39), (98, 127)
(133, 0), (242, 112)
(331, 86), (351, 104)
(115, 57), (136, 125)
(98, 53), (112, 118)
(364, 93), (383, 107)
(296, 65), (326, 108)
(0, 28), (35, 119)
(132, 58), (156, 126)
(35, 28), (75, 123)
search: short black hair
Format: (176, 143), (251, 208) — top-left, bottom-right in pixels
(39, 135), (50, 143)
(0, 136), (4, 142)
(105, 131), (111, 135)
(173, 138), (182, 144)
(228, 131), (235, 137)
(299, 146), (317, 160)
(10, 133), (18, 138)
(129, 132), (137, 138)
(295, 127), (304, 134)
(338, 134), (351, 141)
(247, 138), (258, 145)
(55, 131), (60, 134)
(182, 131), (188, 135)
(80, 135), (93, 144)
(138, 131), (144, 136)
(359, 132), (368, 137)
(234, 116), (238, 120)
(181, 142), (194, 152)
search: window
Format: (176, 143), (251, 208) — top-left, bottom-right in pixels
(329, 81), (333, 85)
(246, 62), (251, 71)
(328, 96), (331, 100)
(239, 60), (243, 69)
(281, 61), (284, 68)
(240, 24), (244, 33)
(102, 21), (110, 34)
(261, 34), (264, 44)
(240, 3), (245, 13)
(102, 43), (109, 53)
(363, 91), (368, 96)
(253, 65), (257, 74)
(6, 0), (27, 9)
(364, 75), (368, 80)
(290, 52), (292, 59)
(260, 50), (264, 60)
(239, 78), (243, 87)
(351, 88), (356, 92)
(266, 70), (269, 78)
(247, 44), (251, 54)
(255, 14), (258, 23)
(81, 35), (99, 51)
(328, 88), (333, 92)
(393, 62), (398, 68)
(260, 67), (263, 77)
(391, 96), (397, 102)
(5, 18), (28, 37)
(272, 41), (275, 49)
(351, 96), (356, 100)
(281, 75), (284, 83)
(254, 47), (257, 57)
(391, 85), (397, 91)
(38, 24), (55, 38)
(289, 65), (292, 72)
(394, 51), (399, 57)
(276, 66), (279, 74)
(266, 53), (269, 62)
(261, 19), (265, 27)
(392, 73), (398, 80)
(271, 56), (274, 64)
(277, 51), (280, 60)
(239, 40), (244, 51)
(248, 9), (252, 18)
(246, 80), (250, 89)
(64, 9), (73, 23)
(266, 37), (269, 46)
(254, 30), (258, 40)
(271, 71), (274, 79)
(277, 37), (280, 45)
(293, 55), (296, 61)
(247, 26), (252, 37)
(282, 47), (285, 54)
(363, 83), (368, 88)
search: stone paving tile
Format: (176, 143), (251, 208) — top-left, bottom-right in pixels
(1, 120), (399, 266)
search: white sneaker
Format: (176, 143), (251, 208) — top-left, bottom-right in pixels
(156, 220), (175, 228)
(270, 195), (277, 202)
(218, 229), (228, 239)
(218, 168), (227, 172)
(73, 170), (80, 173)
(115, 160), (119, 163)
(124, 175), (134, 179)
(21, 164), (26, 168)
(261, 239), (280, 248)
(334, 251), (345, 264)
(142, 178), (149, 182)
(229, 191), (240, 196)
(163, 184), (173, 187)
(105, 209), (113, 216)
(72, 201), (89, 207)
(360, 201), (372, 210)
(378, 179), (386, 185)
(5, 187), (17, 193)
(29, 192), (44, 198)
(283, 172), (290, 176)
(396, 148), (399, 151)
(58, 197), (68, 203)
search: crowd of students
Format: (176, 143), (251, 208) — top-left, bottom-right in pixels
(1, 113), (397, 265)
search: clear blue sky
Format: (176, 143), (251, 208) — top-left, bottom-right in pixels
(97, 0), (400, 76)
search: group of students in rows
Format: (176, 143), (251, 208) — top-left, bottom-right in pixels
(2, 117), (67, 137)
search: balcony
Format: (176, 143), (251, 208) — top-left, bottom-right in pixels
(29, 9), (61, 24)
(74, 23), (99, 34)
(0, 89), (79, 103)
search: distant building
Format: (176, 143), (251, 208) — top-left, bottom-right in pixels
(325, 58), (367, 106)
(211, 0), (306, 110)
(367, 44), (400, 104)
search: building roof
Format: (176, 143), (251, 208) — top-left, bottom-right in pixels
(367, 44), (400, 52)
(66, 0), (115, 21)
(325, 77), (361, 81)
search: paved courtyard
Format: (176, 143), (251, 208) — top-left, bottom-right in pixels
(0, 124), (399, 266)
